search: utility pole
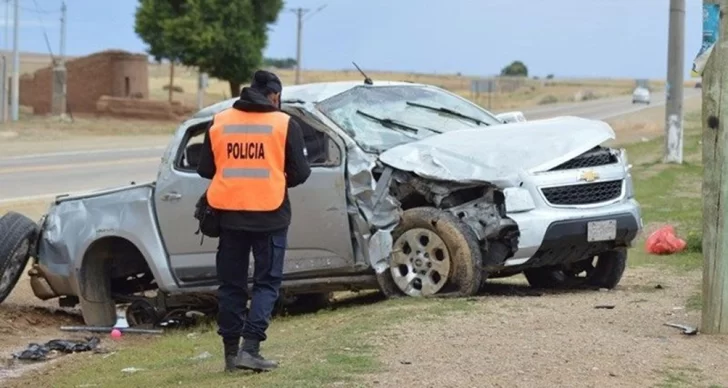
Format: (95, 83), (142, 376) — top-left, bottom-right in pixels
(4, 0), (8, 51)
(59, 1), (66, 65)
(294, 8), (303, 85)
(10, 0), (19, 121)
(701, 0), (728, 335)
(289, 4), (327, 85)
(2, 0), (9, 122)
(664, 0), (686, 164)
(53, 0), (68, 116)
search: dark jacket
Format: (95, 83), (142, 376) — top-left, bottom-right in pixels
(196, 87), (312, 232)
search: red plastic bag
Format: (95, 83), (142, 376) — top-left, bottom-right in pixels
(645, 225), (687, 255)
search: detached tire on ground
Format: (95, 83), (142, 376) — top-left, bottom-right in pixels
(377, 207), (483, 298)
(523, 248), (627, 290)
(0, 211), (40, 304)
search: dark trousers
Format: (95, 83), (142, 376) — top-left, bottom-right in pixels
(215, 227), (287, 347)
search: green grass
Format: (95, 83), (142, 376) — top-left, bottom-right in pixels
(12, 295), (478, 388)
(626, 110), (704, 272)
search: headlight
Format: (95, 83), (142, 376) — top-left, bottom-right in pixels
(503, 187), (536, 213)
(619, 148), (632, 171)
(625, 173), (635, 199)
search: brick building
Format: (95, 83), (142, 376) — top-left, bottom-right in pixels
(19, 50), (149, 115)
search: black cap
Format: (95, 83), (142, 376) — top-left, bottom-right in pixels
(251, 70), (282, 94)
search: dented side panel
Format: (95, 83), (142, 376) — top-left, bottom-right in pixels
(36, 184), (179, 296)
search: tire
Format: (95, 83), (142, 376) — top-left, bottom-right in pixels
(523, 248), (627, 290)
(376, 207), (483, 298)
(78, 252), (117, 326)
(0, 212), (40, 304)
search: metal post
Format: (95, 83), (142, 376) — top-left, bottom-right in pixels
(10, 0), (19, 121)
(4, 0), (9, 51)
(294, 8), (303, 85)
(59, 1), (66, 64)
(290, 5), (326, 85)
(56, 0), (67, 116)
(664, 0), (686, 164)
(0, 55), (6, 122)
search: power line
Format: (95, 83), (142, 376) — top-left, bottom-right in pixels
(29, 0), (55, 60)
(19, 4), (56, 14)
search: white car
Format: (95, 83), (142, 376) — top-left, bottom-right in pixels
(632, 87), (651, 104)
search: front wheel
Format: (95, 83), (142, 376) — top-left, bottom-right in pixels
(523, 248), (627, 290)
(376, 207), (483, 298)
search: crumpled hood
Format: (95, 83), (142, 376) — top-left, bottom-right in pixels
(378, 116), (616, 187)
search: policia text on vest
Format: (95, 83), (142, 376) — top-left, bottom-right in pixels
(206, 110), (289, 212)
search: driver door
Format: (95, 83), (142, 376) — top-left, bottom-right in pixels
(154, 112), (355, 287)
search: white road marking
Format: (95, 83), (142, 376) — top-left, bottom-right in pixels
(0, 145), (166, 161)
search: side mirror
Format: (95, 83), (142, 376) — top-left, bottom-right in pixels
(496, 111), (527, 124)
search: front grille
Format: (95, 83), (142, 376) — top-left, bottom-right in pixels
(550, 147), (618, 171)
(541, 180), (623, 205)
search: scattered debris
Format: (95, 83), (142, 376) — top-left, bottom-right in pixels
(121, 367), (144, 374)
(60, 326), (163, 335)
(399, 360), (412, 365)
(594, 305), (616, 309)
(190, 351), (212, 361)
(645, 225), (687, 255)
(12, 337), (101, 361)
(664, 322), (698, 335)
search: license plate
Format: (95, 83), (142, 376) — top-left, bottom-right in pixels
(587, 220), (617, 242)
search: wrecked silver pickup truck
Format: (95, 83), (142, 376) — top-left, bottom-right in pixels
(0, 80), (642, 326)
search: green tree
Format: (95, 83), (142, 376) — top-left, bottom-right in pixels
(500, 60), (529, 77)
(134, 0), (284, 98)
(134, 0), (187, 102)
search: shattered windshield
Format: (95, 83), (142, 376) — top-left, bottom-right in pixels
(316, 85), (502, 153)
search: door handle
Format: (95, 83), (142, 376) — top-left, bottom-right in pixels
(161, 192), (182, 201)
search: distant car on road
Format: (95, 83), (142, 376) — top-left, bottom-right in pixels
(632, 86), (651, 104)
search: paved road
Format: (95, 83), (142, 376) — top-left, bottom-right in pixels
(0, 88), (701, 203)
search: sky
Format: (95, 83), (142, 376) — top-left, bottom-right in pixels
(0, 0), (706, 79)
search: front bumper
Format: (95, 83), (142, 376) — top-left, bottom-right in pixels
(503, 198), (642, 268)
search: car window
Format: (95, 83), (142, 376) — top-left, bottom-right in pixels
(175, 122), (208, 172)
(316, 85), (502, 153)
(174, 114), (341, 171)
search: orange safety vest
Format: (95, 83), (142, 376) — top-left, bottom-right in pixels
(206, 108), (289, 211)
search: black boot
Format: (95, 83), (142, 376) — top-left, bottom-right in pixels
(235, 338), (278, 371)
(223, 338), (240, 373)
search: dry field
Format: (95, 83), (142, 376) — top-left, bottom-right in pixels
(4, 50), (699, 115)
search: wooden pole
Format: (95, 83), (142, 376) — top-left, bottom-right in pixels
(702, 0), (728, 334)
(168, 61), (175, 103)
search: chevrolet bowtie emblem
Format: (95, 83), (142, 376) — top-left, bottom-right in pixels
(579, 170), (600, 182)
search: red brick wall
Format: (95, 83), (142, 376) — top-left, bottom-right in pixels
(19, 50), (149, 115)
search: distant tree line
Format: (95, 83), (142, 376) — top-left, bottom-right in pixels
(263, 57), (298, 69)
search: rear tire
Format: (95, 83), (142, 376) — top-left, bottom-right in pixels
(0, 212), (39, 304)
(78, 252), (117, 327)
(524, 248), (627, 290)
(377, 207), (483, 298)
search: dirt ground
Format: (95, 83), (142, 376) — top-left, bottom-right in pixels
(369, 269), (728, 388)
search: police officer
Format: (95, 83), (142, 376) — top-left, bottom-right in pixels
(196, 70), (311, 372)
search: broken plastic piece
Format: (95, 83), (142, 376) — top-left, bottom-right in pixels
(645, 225), (687, 255)
(664, 322), (698, 335)
(12, 337), (101, 361)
